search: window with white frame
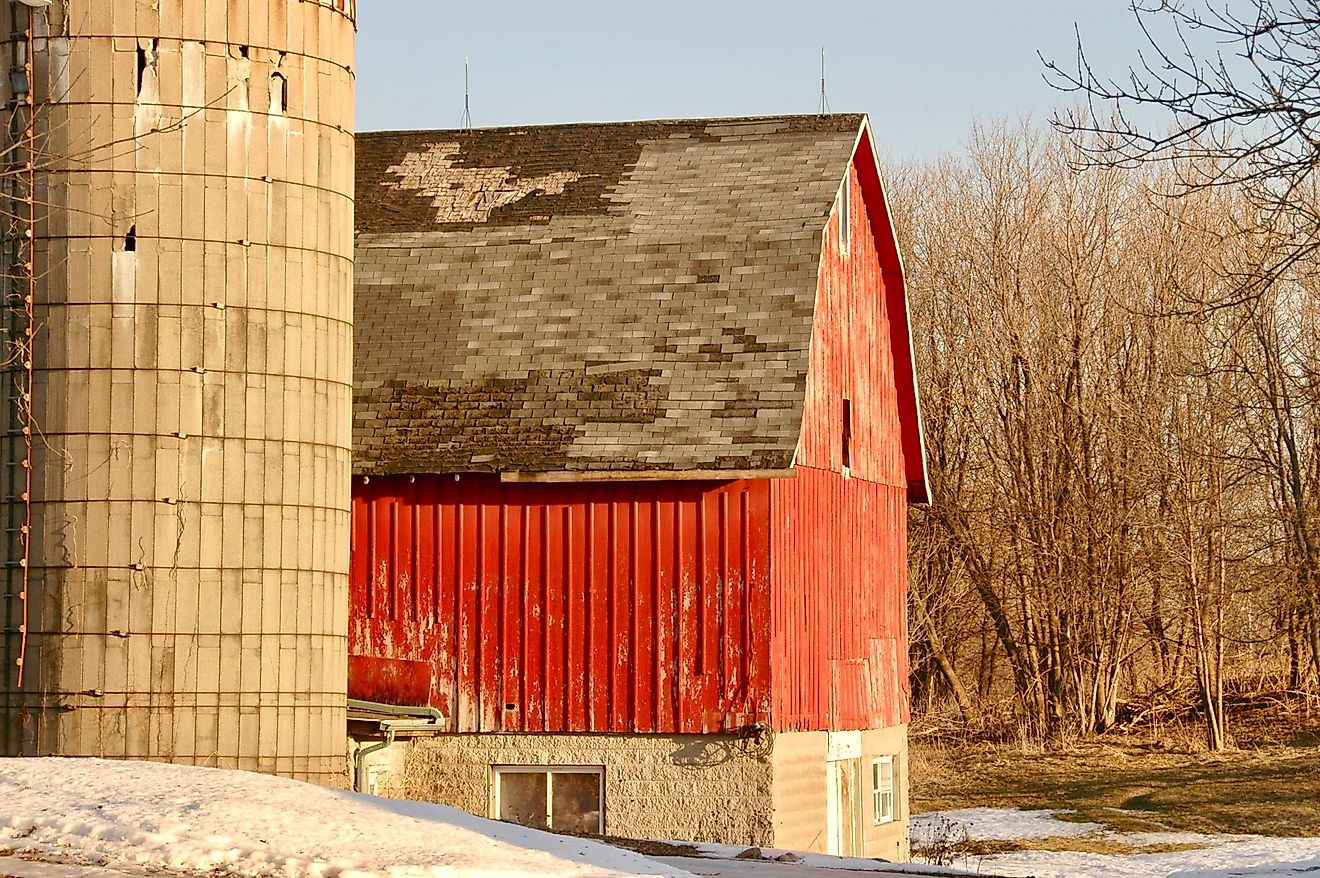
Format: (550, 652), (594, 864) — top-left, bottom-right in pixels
(872, 756), (895, 824)
(494, 766), (604, 835)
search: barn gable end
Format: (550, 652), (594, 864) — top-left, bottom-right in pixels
(772, 125), (917, 735)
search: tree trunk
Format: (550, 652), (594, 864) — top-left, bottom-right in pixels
(912, 587), (981, 724)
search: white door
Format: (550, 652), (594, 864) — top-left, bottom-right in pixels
(826, 758), (861, 856)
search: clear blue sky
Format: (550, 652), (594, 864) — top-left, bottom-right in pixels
(355, 2), (1147, 160)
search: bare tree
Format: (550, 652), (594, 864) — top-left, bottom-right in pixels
(898, 122), (1311, 748)
(1045, 0), (1320, 298)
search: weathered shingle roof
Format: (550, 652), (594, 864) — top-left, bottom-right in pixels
(354, 114), (865, 475)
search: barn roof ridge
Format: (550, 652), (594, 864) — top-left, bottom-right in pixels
(353, 113), (899, 478)
(357, 111), (866, 139)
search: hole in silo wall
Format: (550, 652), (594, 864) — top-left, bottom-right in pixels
(136, 38), (158, 98)
(270, 72), (288, 114)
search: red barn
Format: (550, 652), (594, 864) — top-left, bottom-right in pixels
(349, 115), (928, 860)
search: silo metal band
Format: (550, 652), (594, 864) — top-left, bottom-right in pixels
(317, 0), (356, 23)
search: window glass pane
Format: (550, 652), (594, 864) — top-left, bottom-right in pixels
(873, 757), (894, 824)
(550, 772), (602, 834)
(498, 772), (548, 829)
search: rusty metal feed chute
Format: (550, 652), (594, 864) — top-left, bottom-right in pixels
(0, 1), (355, 781)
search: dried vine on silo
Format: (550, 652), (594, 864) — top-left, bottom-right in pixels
(2, 2), (38, 689)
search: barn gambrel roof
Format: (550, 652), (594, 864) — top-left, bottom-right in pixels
(353, 113), (926, 494)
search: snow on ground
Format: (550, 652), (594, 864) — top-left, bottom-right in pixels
(0, 758), (689, 878)
(910, 808), (1100, 845)
(0, 859), (128, 878)
(12, 757), (1320, 878)
(970, 835), (1320, 878)
(667, 842), (966, 875)
(654, 856), (968, 877)
(913, 807), (1320, 878)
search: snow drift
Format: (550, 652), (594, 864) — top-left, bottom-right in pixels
(0, 758), (688, 878)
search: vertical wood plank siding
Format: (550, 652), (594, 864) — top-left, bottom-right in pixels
(770, 150), (912, 732)
(350, 475), (773, 734)
(771, 472), (909, 730)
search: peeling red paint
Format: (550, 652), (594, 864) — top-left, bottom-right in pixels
(771, 470), (910, 731)
(348, 132), (919, 738)
(770, 148), (912, 732)
(349, 476), (772, 734)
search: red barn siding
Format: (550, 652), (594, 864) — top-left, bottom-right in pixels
(349, 129), (920, 738)
(795, 157), (905, 487)
(770, 148), (912, 732)
(771, 471), (909, 730)
(350, 474), (772, 734)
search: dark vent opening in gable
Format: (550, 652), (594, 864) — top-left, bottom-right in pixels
(842, 397), (852, 470)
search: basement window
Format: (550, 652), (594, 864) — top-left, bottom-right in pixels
(872, 756), (895, 825)
(494, 766), (604, 835)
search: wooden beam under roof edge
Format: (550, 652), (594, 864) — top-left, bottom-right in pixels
(499, 468), (799, 483)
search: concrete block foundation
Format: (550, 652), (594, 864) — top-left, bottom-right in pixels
(393, 732), (776, 847)
(355, 725), (909, 861)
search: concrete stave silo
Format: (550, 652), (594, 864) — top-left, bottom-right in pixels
(0, 0), (355, 783)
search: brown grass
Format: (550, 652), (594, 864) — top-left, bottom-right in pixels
(944, 837), (1208, 856)
(911, 737), (1320, 837)
(604, 837), (703, 858)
